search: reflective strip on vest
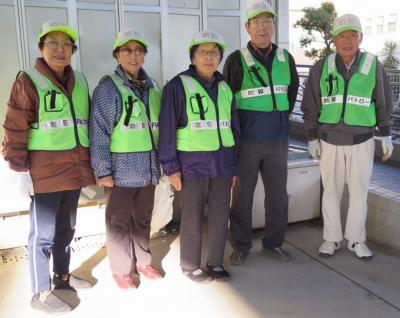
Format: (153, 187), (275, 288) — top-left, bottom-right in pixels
(241, 85), (288, 99)
(121, 121), (147, 131)
(328, 53), (336, 74)
(29, 67), (49, 90)
(321, 95), (372, 107)
(241, 48), (255, 67)
(276, 48), (285, 62)
(39, 118), (74, 130)
(241, 47), (286, 66)
(190, 120), (217, 130)
(360, 53), (374, 75)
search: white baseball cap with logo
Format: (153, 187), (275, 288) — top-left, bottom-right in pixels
(114, 28), (149, 49)
(188, 30), (226, 53)
(246, 0), (276, 20)
(332, 14), (363, 36)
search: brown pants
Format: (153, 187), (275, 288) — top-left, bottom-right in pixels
(105, 185), (155, 275)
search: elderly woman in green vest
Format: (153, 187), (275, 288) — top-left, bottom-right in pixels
(90, 28), (163, 290)
(158, 30), (240, 283)
(2, 20), (95, 314)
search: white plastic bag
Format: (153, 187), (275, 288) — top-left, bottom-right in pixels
(150, 176), (174, 235)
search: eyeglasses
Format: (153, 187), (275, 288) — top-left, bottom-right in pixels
(119, 47), (145, 56)
(249, 17), (274, 27)
(196, 49), (220, 58)
(43, 40), (74, 50)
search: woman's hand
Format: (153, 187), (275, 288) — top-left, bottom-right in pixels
(97, 176), (114, 188)
(168, 172), (182, 191)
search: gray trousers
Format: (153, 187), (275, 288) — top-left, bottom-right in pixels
(28, 189), (81, 293)
(230, 139), (289, 253)
(180, 178), (231, 270)
(105, 185), (155, 275)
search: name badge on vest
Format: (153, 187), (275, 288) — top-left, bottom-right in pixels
(121, 121), (147, 131)
(190, 120), (217, 130)
(40, 118), (74, 130)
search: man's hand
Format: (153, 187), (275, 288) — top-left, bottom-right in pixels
(16, 171), (33, 199)
(97, 176), (114, 188)
(168, 172), (182, 191)
(381, 136), (393, 161)
(308, 139), (321, 159)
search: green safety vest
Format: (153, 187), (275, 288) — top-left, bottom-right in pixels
(109, 74), (161, 153)
(319, 52), (377, 127)
(177, 75), (235, 152)
(24, 67), (89, 151)
(235, 47), (291, 112)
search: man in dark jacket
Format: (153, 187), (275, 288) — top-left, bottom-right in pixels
(223, 0), (299, 265)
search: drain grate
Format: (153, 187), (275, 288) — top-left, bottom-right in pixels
(0, 247), (28, 264)
(0, 234), (106, 265)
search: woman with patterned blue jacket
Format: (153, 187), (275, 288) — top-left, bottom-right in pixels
(89, 28), (163, 289)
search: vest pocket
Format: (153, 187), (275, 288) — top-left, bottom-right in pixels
(44, 90), (64, 112)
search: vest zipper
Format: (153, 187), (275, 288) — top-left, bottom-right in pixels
(68, 97), (80, 147)
(143, 92), (155, 184)
(266, 70), (277, 111)
(214, 86), (223, 148)
(340, 79), (350, 121)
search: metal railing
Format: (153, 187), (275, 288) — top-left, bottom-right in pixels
(294, 65), (400, 139)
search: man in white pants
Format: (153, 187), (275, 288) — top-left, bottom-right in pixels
(301, 14), (394, 259)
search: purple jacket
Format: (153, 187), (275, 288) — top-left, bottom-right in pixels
(158, 66), (240, 180)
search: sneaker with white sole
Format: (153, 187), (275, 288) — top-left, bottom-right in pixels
(347, 241), (373, 259)
(318, 241), (341, 257)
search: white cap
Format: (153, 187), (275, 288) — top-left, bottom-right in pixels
(332, 14), (362, 36)
(246, 0), (276, 20)
(114, 28), (149, 49)
(189, 30), (226, 53)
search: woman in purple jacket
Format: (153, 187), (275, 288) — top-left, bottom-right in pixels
(158, 30), (240, 283)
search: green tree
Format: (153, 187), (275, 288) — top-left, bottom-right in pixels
(293, 2), (337, 61)
(381, 40), (400, 70)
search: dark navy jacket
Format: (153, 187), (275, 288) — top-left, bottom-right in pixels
(158, 65), (240, 180)
(223, 42), (299, 141)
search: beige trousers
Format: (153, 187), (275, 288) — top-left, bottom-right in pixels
(320, 138), (375, 243)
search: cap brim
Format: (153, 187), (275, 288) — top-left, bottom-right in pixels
(247, 9), (276, 20)
(38, 25), (78, 42)
(114, 38), (149, 49)
(188, 40), (226, 53)
(332, 26), (362, 36)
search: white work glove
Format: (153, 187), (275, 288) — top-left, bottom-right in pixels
(16, 171), (34, 200)
(308, 139), (321, 159)
(381, 136), (393, 161)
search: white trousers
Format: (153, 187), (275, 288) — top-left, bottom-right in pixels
(320, 138), (375, 243)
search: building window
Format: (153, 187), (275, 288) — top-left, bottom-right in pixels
(377, 16), (384, 34)
(365, 18), (372, 35)
(388, 14), (397, 33)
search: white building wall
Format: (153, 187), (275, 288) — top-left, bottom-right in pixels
(0, 0), (288, 141)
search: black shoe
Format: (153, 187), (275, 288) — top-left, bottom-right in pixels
(262, 246), (291, 262)
(206, 264), (231, 281)
(229, 249), (248, 266)
(53, 274), (93, 290)
(182, 268), (212, 284)
(30, 291), (72, 314)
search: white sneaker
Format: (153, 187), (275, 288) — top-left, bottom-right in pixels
(318, 241), (341, 257)
(347, 241), (373, 259)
